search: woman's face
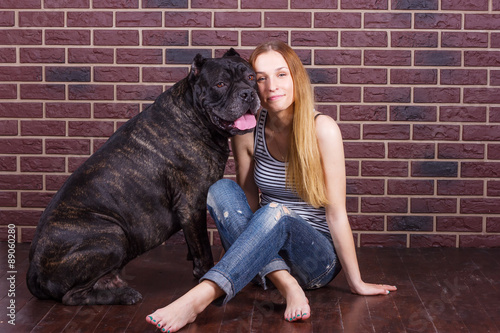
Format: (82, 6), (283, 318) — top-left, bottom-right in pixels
(253, 50), (294, 113)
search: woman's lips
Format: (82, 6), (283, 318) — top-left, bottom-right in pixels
(268, 94), (284, 102)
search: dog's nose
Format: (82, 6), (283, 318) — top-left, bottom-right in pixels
(239, 89), (254, 102)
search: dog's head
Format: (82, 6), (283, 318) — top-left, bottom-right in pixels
(188, 49), (260, 136)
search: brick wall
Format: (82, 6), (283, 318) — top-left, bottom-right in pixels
(1, 0), (499, 247)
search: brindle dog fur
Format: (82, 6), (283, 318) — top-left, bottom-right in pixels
(27, 49), (260, 305)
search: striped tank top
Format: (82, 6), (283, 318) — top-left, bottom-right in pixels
(253, 109), (329, 234)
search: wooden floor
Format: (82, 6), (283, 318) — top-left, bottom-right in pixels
(1, 242), (499, 333)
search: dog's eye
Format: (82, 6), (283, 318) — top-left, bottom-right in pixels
(216, 82), (226, 88)
(248, 75), (255, 81)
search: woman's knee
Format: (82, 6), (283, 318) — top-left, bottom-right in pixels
(258, 202), (294, 228)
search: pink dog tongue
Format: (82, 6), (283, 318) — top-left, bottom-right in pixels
(233, 114), (256, 130)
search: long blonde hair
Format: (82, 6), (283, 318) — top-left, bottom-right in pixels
(249, 41), (329, 208)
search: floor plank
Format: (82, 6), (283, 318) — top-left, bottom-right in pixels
(1, 243), (500, 332)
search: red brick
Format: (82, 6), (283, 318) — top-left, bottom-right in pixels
(465, 14), (500, 30)
(491, 71), (500, 86)
(0, 138), (42, 154)
(20, 47), (65, 63)
(315, 50), (362, 65)
(460, 235), (500, 247)
(192, 0), (237, 8)
(21, 120), (65, 136)
(364, 87), (411, 103)
(21, 192), (54, 208)
(388, 179), (434, 195)
(442, 0), (488, 10)
(338, 124), (360, 140)
(341, 68), (386, 84)
(415, 13), (461, 29)
(361, 234), (407, 248)
(414, 88), (460, 103)
(343, 142), (385, 158)
(0, 120), (17, 135)
(68, 157), (88, 172)
(291, 31), (338, 47)
(0, 29), (42, 44)
(94, 66), (139, 82)
(363, 124), (410, 140)
(0, 210), (41, 226)
(46, 66), (90, 82)
(93, 0), (139, 8)
(461, 162), (500, 178)
(67, 11), (113, 27)
(415, 50), (461, 66)
(241, 31), (288, 46)
(391, 31), (438, 48)
(487, 181), (500, 196)
(463, 125), (500, 141)
(142, 67), (187, 83)
(340, 105), (387, 121)
(489, 108), (500, 123)
(0, 174), (42, 190)
(0, 192), (16, 207)
(0, 11), (14, 26)
(165, 11), (211, 27)
(411, 198), (457, 213)
(45, 0), (90, 8)
(464, 51), (500, 67)
(390, 105), (437, 121)
(308, 68), (337, 84)
(410, 235), (456, 248)
(0, 102), (43, 117)
(388, 142), (435, 159)
(0, 0), (41, 8)
(264, 12), (311, 28)
(46, 175), (68, 190)
(361, 197), (408, 213)
(68, 48), (114, 63)
(464, 89), (500, 104)
(241, 0), (287, 8)
(116, 85), (162, 100)
(437, 180), (483, 196)
(46, 139), (91, 155)
(0, 156), (16, 171)
(493, 33), (500, 48)
(440, 106), (487, 122)
(192, 30), (238, 46)
(21, 156), (65, 172)
(349, 215), (384, 231)
(441, 32), (488, 48)
(116, 11), (162, 27)
(0, 84), (16, 98)
(0, 48), (16, 62)
(20, 84), (65, 100)
(291, 0), (337, 8)
(94, 30), (139, 46)
(344, 0), (388, 9)
(440, 69), (487, 86)
(390, 69), (436, 85)
(315, 86), (361, 103)
(438, 143), (484, 159)
(45, 29), (90, 45)
(361, 161), (408, 177)
(437, 216), (482, 232)
(345, 160), (359, 176)
(488, 144), (500, 160)
(68, 84), (114, 100)
(315, 12), (361, 28)
(341, 31), (387, 47)
(19, 11), (64, 27)
(346, 178), (384, 195)
(142, 30), (188, 46)
(364, 13), (411, 29)
(411, 161), (458, 177)
(215, 12), (261, 28)
(486, 217), (500, 232)
(388, 216), (433, 231)
(46, 103), (91, 118)
(68, 121), (114, 137)
(94, 103), (140, 119)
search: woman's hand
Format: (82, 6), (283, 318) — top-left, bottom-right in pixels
(350, 281), (397, 296)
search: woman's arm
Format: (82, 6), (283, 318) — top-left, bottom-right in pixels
(231, 131), (260, 212)
(316, 115), (396, 295)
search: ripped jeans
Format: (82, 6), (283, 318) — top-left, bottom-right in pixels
(201, 179), (342, 305)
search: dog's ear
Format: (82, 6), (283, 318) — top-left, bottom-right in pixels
(189, 53), (207, 78)
(223, 48), (240, 58)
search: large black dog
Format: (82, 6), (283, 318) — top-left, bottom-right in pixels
(27, 49), (260, 305)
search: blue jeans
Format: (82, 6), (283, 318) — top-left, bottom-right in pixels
(202, 179), (342, 305)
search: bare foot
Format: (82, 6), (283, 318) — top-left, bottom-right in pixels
(145, 280), (223, 332)
(267, 270), (311, 322)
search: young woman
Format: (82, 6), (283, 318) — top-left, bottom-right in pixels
(146, 41), (396, 332)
